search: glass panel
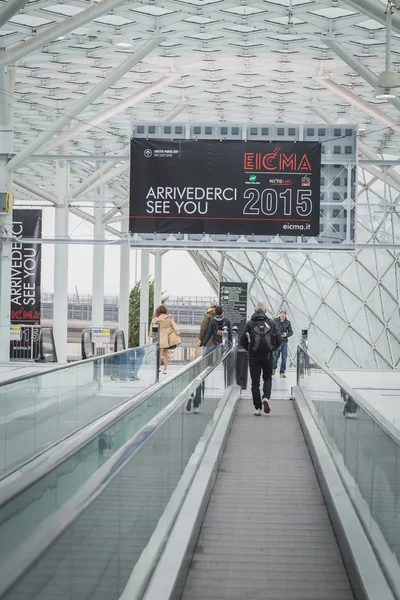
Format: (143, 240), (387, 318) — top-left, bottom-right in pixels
(0, 347), (226, 562)
(0, 346), (157, 479)
(297, 347), (400, 597)
(2, 349), (235, 600)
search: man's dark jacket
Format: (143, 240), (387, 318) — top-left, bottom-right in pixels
(274, 317), (293, 343)
(240, 311), (282, 355)
(203, 315), (233, 346)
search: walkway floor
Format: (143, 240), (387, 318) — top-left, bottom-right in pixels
(181, 379), (354, 600)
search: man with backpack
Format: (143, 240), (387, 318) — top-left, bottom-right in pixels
(202, 305), (233, 355)
(240, 302), (282, 416)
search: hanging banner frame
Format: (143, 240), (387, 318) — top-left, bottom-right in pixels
(130, 139), (321, 237)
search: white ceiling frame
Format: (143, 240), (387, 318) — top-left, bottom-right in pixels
(311, 104), (400, 193)
(323, 37), (400, 114)
(6, 36), (165, 173)
(70, 101), (188, 202)
(341, 0), (400, 34)
(0, 0), (29, 29)
(315, 76), (400, 135)
(39, 74), (179, 154)
(13, 176), (122, 237)
(0, 0), (138, 69)
(71, 145), (130, 200)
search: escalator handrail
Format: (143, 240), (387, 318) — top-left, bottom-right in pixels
(297, 345), (400, 447)
(0, 346), (223, 509)
(0, 346), (234, 599)
(0, 343), (153, 388)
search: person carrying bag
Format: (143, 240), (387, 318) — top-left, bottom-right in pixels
(149, 305), (181, 375)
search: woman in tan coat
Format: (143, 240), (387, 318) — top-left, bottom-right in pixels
(150, 305), (181, 374)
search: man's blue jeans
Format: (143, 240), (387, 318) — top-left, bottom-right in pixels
(203, 344), (217, 357)
(273, 343), (288, 374)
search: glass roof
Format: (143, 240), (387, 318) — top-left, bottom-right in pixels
(0, 0), (399, 207)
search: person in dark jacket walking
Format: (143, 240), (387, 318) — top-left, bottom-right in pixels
(202, 306), (233, 355)
(273, 310), (293, 378)
(198, 300), (217, 349)
(240, 302), (281, 416)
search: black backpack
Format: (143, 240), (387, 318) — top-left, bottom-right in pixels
(212, 317), (228, 345)
(250, 319), (275, 353)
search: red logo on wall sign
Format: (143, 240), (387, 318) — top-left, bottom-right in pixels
(301, 175), (311, 186)
(11, 309), (40, 321)
(244, 146), (312, 172)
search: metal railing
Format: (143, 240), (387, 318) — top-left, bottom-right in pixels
(296, 345), (400, 599)
(0, 345), (233, 599)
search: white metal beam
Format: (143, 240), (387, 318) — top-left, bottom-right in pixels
(71, 145), (130, 199)
(0, 0), (29, 30)
(153, 251), (162, 310)
(160, 103), (190, 123)
(315, 76), (400, 135)
(13, 176), (122, 236)
(53, 145), (69, 363)
(119, 208), (130, 343)
(310, 105), (400, 192)
(40, 74), (179, 156)
(76, 162), (129, 198)
(0, 68), (14, 362)
(5, 37), (164, 173)
(0, 0), (142, 69)
(323, 37), (400, 114)
(341, 0), (400, 34)
(92, 166), (105, 329)
(139, 250), (149, 346)
(70, 101), (187, 201)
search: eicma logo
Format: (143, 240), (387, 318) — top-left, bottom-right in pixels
(144, 149), (153, 158)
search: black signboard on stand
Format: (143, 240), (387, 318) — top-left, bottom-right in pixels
(130, 139), (321, 236)
(219, 282), (248, 341)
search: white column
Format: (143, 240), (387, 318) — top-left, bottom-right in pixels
(92, 164), (105, 328)
(139, 250), (149, 346)
(153, 250), (162, 310)
(53, 145), (69, 363)
(119, 209), (130, 344)
(0, 69), (14, 362)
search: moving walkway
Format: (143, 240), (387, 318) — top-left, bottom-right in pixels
(0, 345), (398, 600)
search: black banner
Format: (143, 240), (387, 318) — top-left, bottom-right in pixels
(10, 209), (42, 324)
(219, 282), (248, 340)
(130, 139), (321, 236)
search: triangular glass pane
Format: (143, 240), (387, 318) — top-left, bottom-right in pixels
(380, 267), (399, 299)
(338, 287), (364, 321)
(325, 283), (346, 316)
(358, 265), (378, 299)
(338, 328), (361, 365)
(351, 307), (371, 340)
(365, 286), (383, 317)
(379, 286), (398, 322)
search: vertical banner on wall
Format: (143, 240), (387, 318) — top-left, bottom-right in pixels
(219, 282), (248, 341)
(10, 209), (42, 360)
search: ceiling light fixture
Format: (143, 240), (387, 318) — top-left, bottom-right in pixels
(110, 28), (134, 48)
(375, 1), (400, 99)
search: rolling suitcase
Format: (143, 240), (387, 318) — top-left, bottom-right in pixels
(236, 348), (248, 390)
